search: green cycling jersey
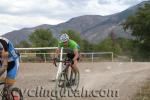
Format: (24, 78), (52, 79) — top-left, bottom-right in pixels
(58, 39), (80, 51)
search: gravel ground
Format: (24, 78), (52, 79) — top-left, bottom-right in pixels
(4, 62), (150, 100)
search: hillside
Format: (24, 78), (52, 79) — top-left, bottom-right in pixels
(3, 1), (150, 44)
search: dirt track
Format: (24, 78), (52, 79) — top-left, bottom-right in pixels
(13, 62), (150, 100)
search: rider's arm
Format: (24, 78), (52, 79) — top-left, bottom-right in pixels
(1, 50), (8, 67)
(54, 42), (62, 58)
(55, 48), (60, 58)
(2, 51), (9, 59)
(73, 49), (79, 61)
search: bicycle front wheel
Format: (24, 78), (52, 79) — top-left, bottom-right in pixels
(11, 87), (23, 100)
(55, 72), (67, 99)
(2, 87), (23, 100)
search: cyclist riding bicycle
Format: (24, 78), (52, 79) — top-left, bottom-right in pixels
(0, 37), (20, 99)
(54, 33), (80, 78)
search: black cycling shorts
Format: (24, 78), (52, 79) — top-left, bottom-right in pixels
(66, 52), (80, 61)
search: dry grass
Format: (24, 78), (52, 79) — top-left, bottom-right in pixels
(132, 79), (150, 100)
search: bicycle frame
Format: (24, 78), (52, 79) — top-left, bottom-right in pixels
(56, 47), (63, 80)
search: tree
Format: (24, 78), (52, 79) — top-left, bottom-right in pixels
(82, 39), (94, 52)
(96, 37), (122, 54)
(28, 29), (57, 60)
(29, 29), (57, 47)
(15, 40), (30, 48)
(123, 3), (150, 60)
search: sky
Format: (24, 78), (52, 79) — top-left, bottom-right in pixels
(0, 0), (147, 35)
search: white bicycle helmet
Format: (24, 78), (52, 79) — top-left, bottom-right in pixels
(60, 33), (69, 42)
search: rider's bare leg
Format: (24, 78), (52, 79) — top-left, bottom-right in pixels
(3, 78), (15, 99)
(71, 60), (79, 75)
(0, 67), (7, 76)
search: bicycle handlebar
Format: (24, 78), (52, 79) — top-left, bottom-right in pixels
(53, 59), (72, 67)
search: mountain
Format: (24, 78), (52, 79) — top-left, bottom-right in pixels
(3, 1), (150, 44)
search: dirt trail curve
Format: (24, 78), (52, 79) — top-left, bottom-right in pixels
(13, 62), (150, 100)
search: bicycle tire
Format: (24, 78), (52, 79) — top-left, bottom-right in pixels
(11, 87), (23, 100)
(55, 72), (67, 99)
(70, 70), (80, 92)
(2, 87), (23, 100)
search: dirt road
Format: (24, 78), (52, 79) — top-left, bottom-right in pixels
(12, 62), (150, 100)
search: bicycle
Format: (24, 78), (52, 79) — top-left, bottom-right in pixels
(54, 58), (80, 99)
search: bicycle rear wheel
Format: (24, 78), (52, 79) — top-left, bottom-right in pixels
(70, 70), (80, 91)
